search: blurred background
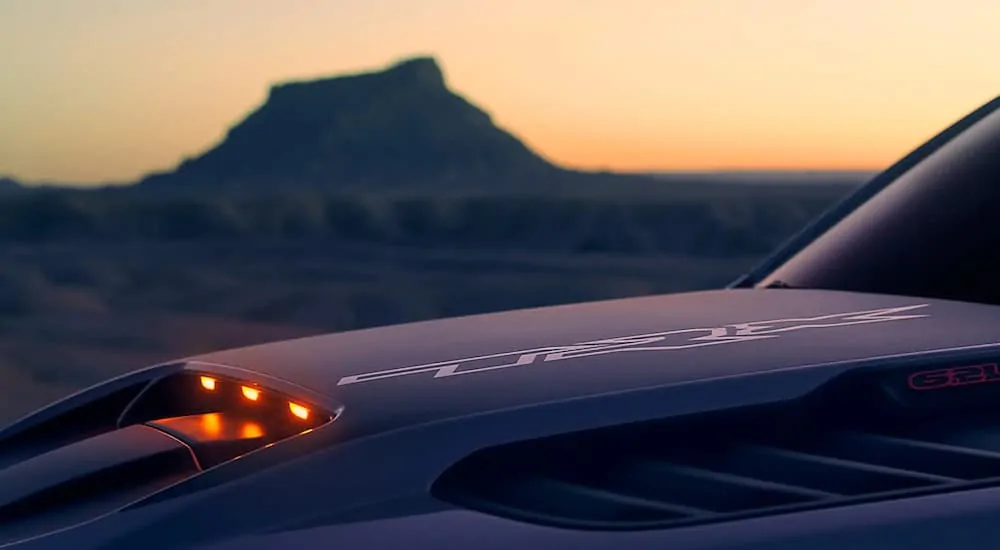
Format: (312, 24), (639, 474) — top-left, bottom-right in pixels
(0, 0), (998, 422)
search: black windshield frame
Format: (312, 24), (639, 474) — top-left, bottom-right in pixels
(732, 95), (1000, 306)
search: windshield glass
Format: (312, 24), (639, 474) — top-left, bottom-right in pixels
(756, 99), (1000, 306)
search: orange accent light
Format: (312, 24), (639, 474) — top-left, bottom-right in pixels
(201, 412), (222, 436)
(289, 402), (310, 420)
(200, 376), (217, 391)
(241, 386), (261, 401)
(241, 422), (264, 439)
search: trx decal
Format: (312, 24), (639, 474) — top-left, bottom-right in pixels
(338, 304), (930, 386)
(908, 363), (1000, 391)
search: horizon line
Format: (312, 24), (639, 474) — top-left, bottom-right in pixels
(4, 167), (880, 188)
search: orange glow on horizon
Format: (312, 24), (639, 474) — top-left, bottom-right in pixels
(536, 138), (896, 173)
(1, 0), (999, 183)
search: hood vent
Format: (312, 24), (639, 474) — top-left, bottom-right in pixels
(0, 366), (338, 545)
(0, 425), (200, 545)
(433, 364), (1000, 530)
(0, 381), (148, 470)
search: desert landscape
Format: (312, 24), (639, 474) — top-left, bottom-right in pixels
(0, 57), (867, 423)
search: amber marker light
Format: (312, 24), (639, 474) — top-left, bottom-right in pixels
(241, 386), (261, 402)
(289, 402), (311, 420)
(200, 376), (217, 391)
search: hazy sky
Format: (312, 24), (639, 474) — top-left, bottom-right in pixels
(2, 0), (999, 183)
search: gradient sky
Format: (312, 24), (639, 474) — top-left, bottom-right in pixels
(2, 0), (999, 183)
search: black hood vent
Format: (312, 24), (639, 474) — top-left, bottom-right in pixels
(432, 360), (1000, 530)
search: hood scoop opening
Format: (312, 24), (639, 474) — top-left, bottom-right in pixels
(432, 359), (1000, 530)
(0, 366), (337, 545)
(0, 425), (200, 545)
(0, 382), (148, 470)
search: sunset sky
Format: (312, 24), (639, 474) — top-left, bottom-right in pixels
(2, 0), (999, 184)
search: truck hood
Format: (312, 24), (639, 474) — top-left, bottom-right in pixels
(188, 288), (1000, 436)
(5, 287), (1000, 550)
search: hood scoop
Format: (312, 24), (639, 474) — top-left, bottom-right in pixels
(433, 358), (1000, 530)
(0, 365), (337, 546)
(0, 425), (199, 545)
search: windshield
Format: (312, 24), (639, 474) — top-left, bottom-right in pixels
(753, 97), (1000, 306)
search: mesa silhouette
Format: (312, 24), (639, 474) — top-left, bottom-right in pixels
(138, 56), (587, 191)
(0, 177), (23, 192)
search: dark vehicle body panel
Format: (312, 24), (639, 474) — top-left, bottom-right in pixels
(197, 490), (1000, 550)
(185, 288), (1000, 437)
(5, 95), (1000, 549)
(11, 289), (1000, 550)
